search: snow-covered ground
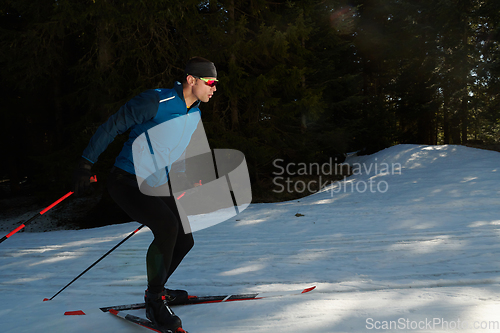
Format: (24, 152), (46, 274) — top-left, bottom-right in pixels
(1, 144), (500, 333)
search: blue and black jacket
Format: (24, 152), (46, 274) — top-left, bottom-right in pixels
(82, 82), (201, 179)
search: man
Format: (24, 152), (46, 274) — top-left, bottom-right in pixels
(72, 57), (218, 333)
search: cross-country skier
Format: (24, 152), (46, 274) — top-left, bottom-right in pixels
(72, 57), (218, 333)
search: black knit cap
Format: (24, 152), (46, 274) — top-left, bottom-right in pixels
(184, 57), (217, 79)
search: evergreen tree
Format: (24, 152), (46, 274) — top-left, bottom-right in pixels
(2, 0), (499, 202)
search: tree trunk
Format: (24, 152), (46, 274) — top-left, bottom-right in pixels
(231, 95), (239, 131)
(97, 5), (113, 74)
(460, 20), (469, 143)
(443, 84), (450, 144)
(228, 0), (239, 131)
(301, 74), (307, 133)
(460, 96), (468, 143)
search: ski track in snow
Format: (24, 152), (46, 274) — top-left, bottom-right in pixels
(1, 144), (500, 332)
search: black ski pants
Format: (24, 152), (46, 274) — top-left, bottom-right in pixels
(107, 167), (194, 293)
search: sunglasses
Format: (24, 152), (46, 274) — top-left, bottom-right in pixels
(192, 75), (218, 87)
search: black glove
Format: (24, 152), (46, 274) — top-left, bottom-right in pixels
(72, 157), (93, 196)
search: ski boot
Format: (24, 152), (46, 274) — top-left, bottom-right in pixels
(165, 288), (189, 306)
(145, 290), (186, 333)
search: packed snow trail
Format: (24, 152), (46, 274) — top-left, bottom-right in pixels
(1, 144), (500, 332)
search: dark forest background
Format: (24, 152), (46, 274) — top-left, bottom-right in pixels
(1, 0), (499, 208)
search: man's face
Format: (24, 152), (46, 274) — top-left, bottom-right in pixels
(192, 77), (217, 103)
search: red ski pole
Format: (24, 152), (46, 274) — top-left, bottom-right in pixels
(0, 175), (97, 244)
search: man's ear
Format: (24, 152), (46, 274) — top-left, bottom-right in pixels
(186, 75), (197, 86)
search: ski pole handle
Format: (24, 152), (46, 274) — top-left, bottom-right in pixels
(0, 175), (97, 244)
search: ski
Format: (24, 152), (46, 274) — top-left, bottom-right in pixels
(64, 286), (316, 316)
(108, 309), (187, 333)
